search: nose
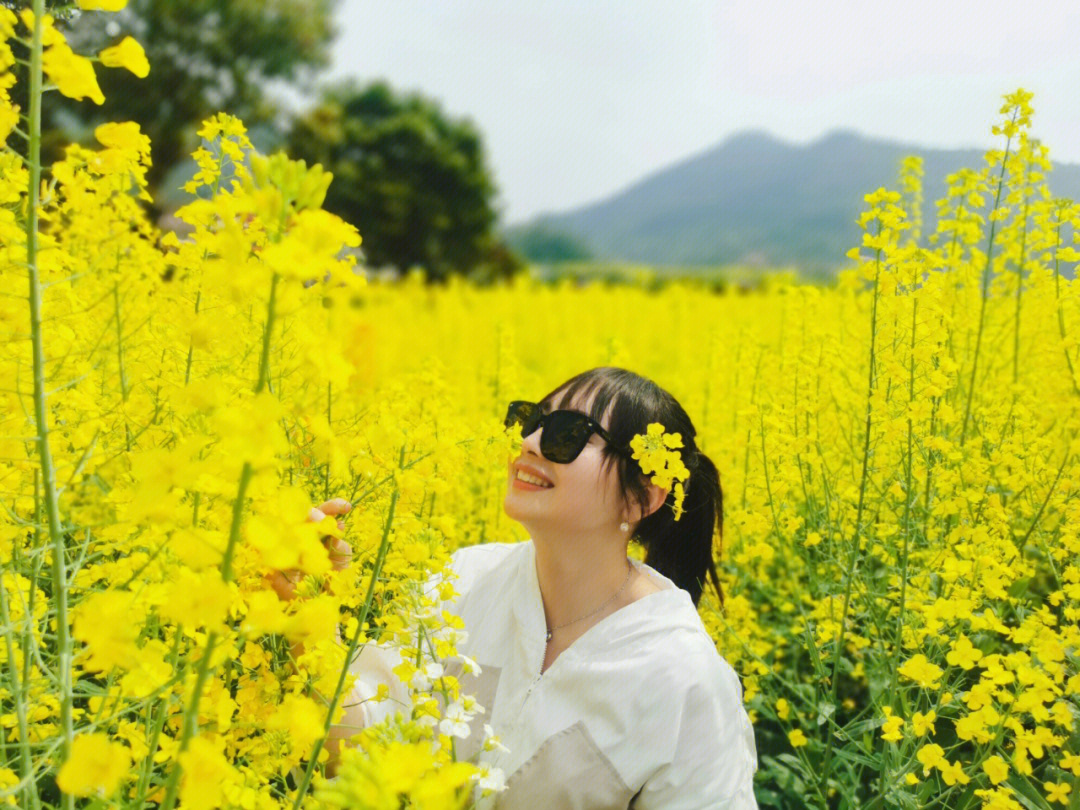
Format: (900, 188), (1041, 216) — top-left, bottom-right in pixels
(521, 422), (543, 456)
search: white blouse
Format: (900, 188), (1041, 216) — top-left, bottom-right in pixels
(347, 540), (759, 809)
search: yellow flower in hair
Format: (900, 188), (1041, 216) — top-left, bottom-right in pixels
(629, 422), (689, 520)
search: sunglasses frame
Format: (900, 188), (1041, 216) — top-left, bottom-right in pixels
(505, 400), (631, 464)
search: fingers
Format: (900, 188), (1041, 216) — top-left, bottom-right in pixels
(317, 498), (352, 516)
(267, 568), (301, 601)
(267, 499), (351, 600)
(308, 498), (351, 530)
(327, 537), (353, 570)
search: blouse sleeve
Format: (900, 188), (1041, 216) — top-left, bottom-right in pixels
(632, 660), (759, 809)
(344, 640), (411, 729)
(341, 546), (474, 729)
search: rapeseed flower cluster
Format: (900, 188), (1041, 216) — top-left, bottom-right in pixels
(711, 89), (1080, 808)
(2, 7), (503, 808)
(2, 6), (1077, 809)
(629, 422), (690, 520)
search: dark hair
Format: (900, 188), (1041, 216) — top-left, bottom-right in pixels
(539, 367), (725, 608)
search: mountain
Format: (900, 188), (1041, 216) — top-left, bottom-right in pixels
(504, 130), (1080, 270)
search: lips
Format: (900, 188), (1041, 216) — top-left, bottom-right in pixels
(514, 461), (553, 487)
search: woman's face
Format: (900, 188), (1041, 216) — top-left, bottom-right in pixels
(503, 390), (629, 537)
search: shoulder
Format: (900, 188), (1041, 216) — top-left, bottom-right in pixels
(643, 626), (746, 712)
(449, 540), (526, 575)
(445, 540), (528, 600)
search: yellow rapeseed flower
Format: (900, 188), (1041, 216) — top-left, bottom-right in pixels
(0, 767), (16, 806)
(911, 710), (936, 736)
(98, 36), (149, 78)
(1060, 752), (1080, 777)
(938, 759), (970, 786)
(898, 654), (945, 689)
(917, 743), (945, 775)
(788, 728), (808, 747)
(982, 755), (1009, 785)
(881, 714), (904, 743)
(946, 635), (983, 669)
(177, 736), (236, 810)
(42, 41), (104, 105)
(1043, 782), (1071, 805)
(94, 121), (150, 156)
(78, 0), (128, 9)
(55, 733), (131, 798)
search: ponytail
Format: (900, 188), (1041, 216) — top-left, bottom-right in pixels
(636, 446), (725, 609)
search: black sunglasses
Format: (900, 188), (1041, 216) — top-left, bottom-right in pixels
(504, 400), (630, 464)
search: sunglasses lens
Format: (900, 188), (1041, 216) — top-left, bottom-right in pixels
(541, 411), (594, 463)
(506, 401), (540, 434)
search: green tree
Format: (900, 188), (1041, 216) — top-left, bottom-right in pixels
(35, 0), (338, 201)
(506, 220), (594, 263)
(287, 80), (503, 282)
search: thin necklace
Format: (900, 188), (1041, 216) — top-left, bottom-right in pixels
(542, 561), (634, 642)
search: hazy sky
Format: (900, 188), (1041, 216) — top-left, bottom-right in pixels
(323, 1), (1080, 225)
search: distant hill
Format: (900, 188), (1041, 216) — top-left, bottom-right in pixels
(504, 130), (1080, 270)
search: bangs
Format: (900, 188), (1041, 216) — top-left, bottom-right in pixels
(539, 368), (656, 481)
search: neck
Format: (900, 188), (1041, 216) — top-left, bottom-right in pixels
(530, 525), (634, 632)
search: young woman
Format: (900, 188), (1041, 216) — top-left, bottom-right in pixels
(280, 367), (759, 808)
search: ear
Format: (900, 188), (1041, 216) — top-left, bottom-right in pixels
(627, 479), (669, 524)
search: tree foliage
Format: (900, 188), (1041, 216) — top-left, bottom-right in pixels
(39, 0), (338, 198)
(506, 220), (593, 263)
(288, 80), (505, 282)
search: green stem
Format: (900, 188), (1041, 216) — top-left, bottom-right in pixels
(290, 451), (403, 809)
(158, 461), (253, 810)
(324, 380), (332, 502)
(132, 626), (184, 805)
(1052, 212), (1080, 396)
(24, 4), (74, 807)
(0, 556), (41, 810)
(881, 287), (918, 798)
(113, 280), (128, 401)
(256, 272), (280, 394)
(1011, 194), (1030, 387)
(184, 288), (201, 387)
(960, 122), (1015, 446)
(819, 240), (882, 795)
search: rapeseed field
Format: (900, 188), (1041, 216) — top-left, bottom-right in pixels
(2, 5), (1077, 809)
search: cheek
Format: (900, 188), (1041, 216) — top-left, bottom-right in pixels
(571, 453), (622, 510)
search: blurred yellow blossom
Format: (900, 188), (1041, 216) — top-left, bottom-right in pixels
(98, 36), (149, 78)
(55, 733), (131, 798)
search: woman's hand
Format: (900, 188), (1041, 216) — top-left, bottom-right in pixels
(266, 497), (353, 602)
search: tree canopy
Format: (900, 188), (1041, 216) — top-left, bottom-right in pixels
(41, 0), (338, 199)
(287, 80), (504, 282)
(506, 220), (594, 263)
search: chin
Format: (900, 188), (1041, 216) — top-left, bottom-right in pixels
(502, 490), (516, 517)
(503, 492), (537, 525)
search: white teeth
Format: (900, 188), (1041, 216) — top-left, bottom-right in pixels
(516, 470), (552, 487)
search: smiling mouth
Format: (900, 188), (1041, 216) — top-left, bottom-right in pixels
(514, 469), (553, 487)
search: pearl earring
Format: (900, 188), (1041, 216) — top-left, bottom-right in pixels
(619, 521), (629, 532)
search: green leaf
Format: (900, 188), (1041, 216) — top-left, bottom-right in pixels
(817, 701), (837, 726)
